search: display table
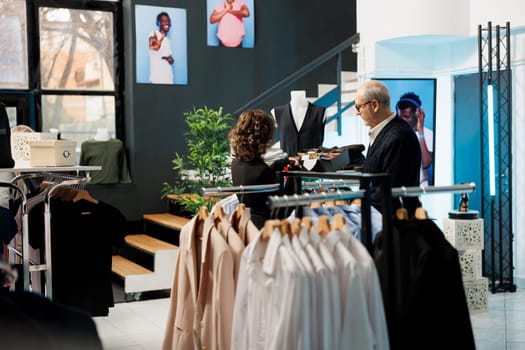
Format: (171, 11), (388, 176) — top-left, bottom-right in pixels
(0, 165), (101, 176)
(443, 216), (488, 312)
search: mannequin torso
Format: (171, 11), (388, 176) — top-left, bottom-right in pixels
(289, 90), (309, 130)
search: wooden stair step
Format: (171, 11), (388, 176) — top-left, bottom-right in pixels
(112, 255), (153, 279)
(143, 213), (190, 230)
(125, 234), (178, 255)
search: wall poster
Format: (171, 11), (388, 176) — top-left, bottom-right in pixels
(374, 78), (437, 187)
(206, 0), (255, 48)
(135, 5), (188, 85)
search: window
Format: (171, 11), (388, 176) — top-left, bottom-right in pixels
(0, 0), (28, 89)
(38, 3), (120, 146)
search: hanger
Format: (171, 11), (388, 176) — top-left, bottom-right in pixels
(414, 196), (428, 220)
(310, 201), (322, 208)
(331, 213), (346, 231)
(317, 215), (331, 235)
(280, 219), (290, 236)
(396, 193), (409, 220)
(261, 219), (280, 240)
(212, 204), (226, 226)
(72, 189), (99, 204)
(352, 198), (362, 206)
(290, 218), (302, 236)
(301, 216), (313, 233)
(195, 206), (209, 241)
(415, 207), (428, 220)
(198, 206), (209, 221)
(414, 192), (428, 220)
(323, 200), (336, 207)
(231, 203), (246, 232)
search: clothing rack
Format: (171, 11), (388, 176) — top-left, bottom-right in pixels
(4, 175), (91, 299)
(43, 177), (91, 299)
(275, 170), (393, 255)
(0, 182), (29, 290)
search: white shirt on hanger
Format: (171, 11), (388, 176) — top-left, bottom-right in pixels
(323, 230), (375, 350)
(338, 225), (390, 350)
(309, 227), (340, 350)
(263, 230), (303, 350)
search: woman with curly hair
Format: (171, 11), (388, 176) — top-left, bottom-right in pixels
(228, 109), (290, 228)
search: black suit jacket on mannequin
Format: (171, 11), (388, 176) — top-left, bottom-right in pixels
(273, 102), (326, 156)
(362, 117), (421, 214)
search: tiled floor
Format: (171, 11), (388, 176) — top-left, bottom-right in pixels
(94, 288), (525, 350)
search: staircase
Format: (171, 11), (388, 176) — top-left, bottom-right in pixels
(314, 71), (369, 148)
(110, 69), (361, 301)
(111, 213), (190, 300)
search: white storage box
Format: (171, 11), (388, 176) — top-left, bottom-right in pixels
(29, 140), (77, 166)
(11, 132), (57, 167)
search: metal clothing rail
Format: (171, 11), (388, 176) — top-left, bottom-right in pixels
(391, 182), (476, 196)
(200, 181), (359, 197)
(302, 179), (360, 190)
(267, 189), (365, 208)
(274, 170), (393, 258)
(199, 183), (281, 196)
(5, 176), (91, 299)
(0, 182), (29, 290)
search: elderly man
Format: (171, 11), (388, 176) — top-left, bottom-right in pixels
(355, 80), (421, 215)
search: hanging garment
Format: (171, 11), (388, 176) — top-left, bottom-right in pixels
(337, 225), (390, 350)
(216, 216), (245, 288)
(79, 139), (132, 184)
(163, 215), (235, 350)
(234, 229), (304, 350)
(322, 230), (375, 350)
(0, 206), (17, 245)
(28, 198), (126, 316)
(373, 218), (475, 350)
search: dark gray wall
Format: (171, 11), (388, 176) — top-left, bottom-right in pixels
(91, 0), (357, 221)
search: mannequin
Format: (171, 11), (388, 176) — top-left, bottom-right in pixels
(94, 128), (110, 141)
(271, 90), (326, 156)
(289, 90), (309, 130)
(80, 129), (132, 184)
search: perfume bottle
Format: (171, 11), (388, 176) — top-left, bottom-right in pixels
(459, 192), (469, 212)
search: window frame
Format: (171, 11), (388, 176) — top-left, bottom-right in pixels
(29, 0), (124, 140)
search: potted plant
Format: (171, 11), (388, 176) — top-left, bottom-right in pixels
(162, 106), (233, 216)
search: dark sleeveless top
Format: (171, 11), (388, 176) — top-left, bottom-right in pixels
(273, 102), (326, 156)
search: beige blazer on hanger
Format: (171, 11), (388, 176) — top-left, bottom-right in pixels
(163, 215), (235, 350)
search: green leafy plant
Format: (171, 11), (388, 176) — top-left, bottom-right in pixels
(162, 106), (233, 215)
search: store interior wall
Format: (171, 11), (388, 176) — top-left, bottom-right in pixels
(88, 0), (356, 219)
(356, 0), (525, 288)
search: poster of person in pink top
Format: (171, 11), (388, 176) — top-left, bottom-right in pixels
(207, 0), (255, 48)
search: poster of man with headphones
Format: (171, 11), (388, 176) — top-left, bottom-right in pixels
(135, 5), (188, 85)
(375, 78), (436, 186)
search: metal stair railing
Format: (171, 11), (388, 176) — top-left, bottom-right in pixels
(234, 33), (360, 136)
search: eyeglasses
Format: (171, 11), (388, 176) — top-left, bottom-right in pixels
(355, 100), (373, 112)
